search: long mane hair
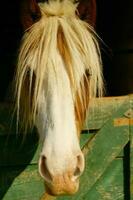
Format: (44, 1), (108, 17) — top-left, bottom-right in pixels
(15, 0), (103, 131)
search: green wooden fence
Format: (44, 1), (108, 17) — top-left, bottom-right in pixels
(0, 95), (133, 200)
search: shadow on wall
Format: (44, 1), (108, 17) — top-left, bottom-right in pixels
(0, 130), (39, 199)
(96, 0), (133, 96)
(0, 1), (40, 199)
(0, 0), (23, 101)
(0, 102), (40, 199)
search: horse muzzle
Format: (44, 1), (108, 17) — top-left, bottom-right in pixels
(39, 153), (85, 195)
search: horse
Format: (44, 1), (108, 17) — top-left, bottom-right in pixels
(15, 0), (103, 196)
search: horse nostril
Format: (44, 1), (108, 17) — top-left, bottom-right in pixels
(73, 154), (85, 181)
(39, 155), (52, 182)
(73, 166), (81, 177)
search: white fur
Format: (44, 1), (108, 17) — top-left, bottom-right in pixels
(36, 51), (83, 175)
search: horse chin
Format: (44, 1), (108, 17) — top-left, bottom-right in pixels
(44, 179), (79, 196)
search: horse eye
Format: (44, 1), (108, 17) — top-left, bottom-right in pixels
(85, 69), (92, 77)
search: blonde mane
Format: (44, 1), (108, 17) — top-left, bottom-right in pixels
(15, 0), (103, 131)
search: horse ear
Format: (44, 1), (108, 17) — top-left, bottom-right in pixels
(77, 0), (97, 27)
(20, 0), (41, 31)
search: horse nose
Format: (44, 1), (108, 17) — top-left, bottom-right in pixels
(39, 153), (85, 195)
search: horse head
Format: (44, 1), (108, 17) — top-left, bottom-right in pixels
(16, 0), (103, 196)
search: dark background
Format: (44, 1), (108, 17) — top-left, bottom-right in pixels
(0, 0), (132, 101)
(0, 0), (22, 101)
(96, 0), (133, 95)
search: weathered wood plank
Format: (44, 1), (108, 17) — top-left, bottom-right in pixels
(83, 159), (124, 200)
(78, 104), (129, 199)
(0, 165), (44, 200)
(84, 96), (129, 130)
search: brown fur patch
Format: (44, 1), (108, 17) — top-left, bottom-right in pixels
(75, 73), (90, 135)
(57, 25), (74, 88)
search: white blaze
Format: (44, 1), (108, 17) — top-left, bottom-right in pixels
(36, 51), (83, 175)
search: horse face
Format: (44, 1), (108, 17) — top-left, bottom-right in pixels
(35, 51), (85, 195)
(16, 0), (103, 196)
